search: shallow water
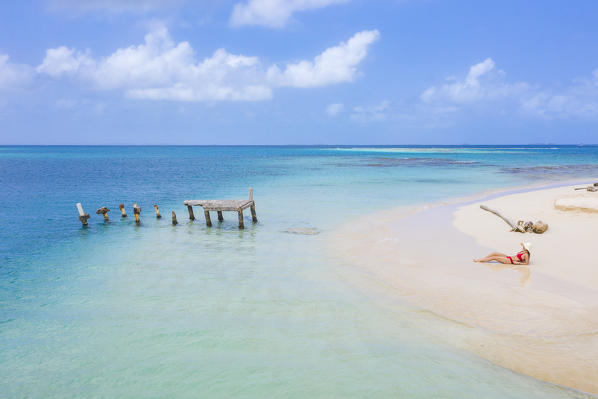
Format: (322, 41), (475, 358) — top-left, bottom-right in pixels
(1, 145), (597, 397)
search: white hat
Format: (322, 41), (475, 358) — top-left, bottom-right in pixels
(523, 242), (532, 251)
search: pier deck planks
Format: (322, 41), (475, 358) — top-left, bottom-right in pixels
(183, 199), (253, 211)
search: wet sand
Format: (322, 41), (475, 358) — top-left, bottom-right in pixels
(330, 182), (598, 395)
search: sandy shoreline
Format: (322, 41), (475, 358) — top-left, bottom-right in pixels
(330, 181), (598, 395)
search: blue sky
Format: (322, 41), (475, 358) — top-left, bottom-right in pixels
(1, 0), (598, 144)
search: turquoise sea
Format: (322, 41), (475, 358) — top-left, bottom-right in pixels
(1, 145), (598, 398)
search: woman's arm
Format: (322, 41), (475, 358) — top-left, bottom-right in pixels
(514, 255), (530, 265)
(516, 244), (530, 265)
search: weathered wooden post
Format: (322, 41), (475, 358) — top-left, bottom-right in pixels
(96, 206), (110, 222)
(76, 203), (90, 227)
(153, 204), (162, 219)
(204, 210), (212, 227)
(118, 204), (127, 218)
(238, 208), (245, 229)
(187, 205), (195, 221)
(217, 211), (224, 222)
(249, 187), (257, 223)
(133, 203), (141, 225)
(250, 204), (257, 223)
(171, 211), (178, 225)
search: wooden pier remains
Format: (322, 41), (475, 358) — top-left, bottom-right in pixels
(96, 206), (110, 222)
(133, 203), (141, 224)
(76, 203), (90, 226)
(184, 188), (257, 229)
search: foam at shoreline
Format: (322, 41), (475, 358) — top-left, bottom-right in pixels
(329, 181), (598, 395)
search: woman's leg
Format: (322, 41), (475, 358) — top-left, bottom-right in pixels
(474, 255), (512, 264)
(491, 256), (513, 264)
(474, 253), (502, 262)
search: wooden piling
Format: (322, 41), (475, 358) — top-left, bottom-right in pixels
(204, 210), (212, 227)
(249, 188), (257, 223)
(187, 205), (195, 221)
(133, 203), (141, 224)
(250, 204), (257, 223)
(96, 206), (110, 222)
(217, 211), (224, 222)
(171, 211), (178, 225)
(153, 204), (162, 219)
(118, 204), (127, 218)
(238, 209), (244, 229)
(76, 203), (90, 226)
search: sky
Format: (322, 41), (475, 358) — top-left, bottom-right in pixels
(1, 0), (598, 145)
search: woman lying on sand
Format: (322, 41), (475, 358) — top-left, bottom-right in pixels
(474, 242), (531, 265)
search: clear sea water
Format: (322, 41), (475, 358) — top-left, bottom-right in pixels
(1, 145), (597, 398)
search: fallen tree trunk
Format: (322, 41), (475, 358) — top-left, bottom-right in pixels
(480, 205), (525, 232)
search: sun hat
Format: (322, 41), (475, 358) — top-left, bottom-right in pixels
(523, 242), (532, 251)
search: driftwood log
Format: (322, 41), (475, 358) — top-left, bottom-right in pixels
(480, 205), (548, 234)
(480, 205), (524, 232)
(532, 221), (548, 234)
(574, 184), (598, 192)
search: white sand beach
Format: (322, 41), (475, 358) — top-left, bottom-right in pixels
(330, 182), (598, 394)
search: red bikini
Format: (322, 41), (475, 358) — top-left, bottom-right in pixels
(507, 252), (525, 264)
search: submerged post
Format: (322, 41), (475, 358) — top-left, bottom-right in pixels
(204, 210), (212, 227)
(249, 187), (257, 223)
(133, 203), (141, 225)
(187, 205), (195, 221)
(238, 209), (244, 229)
(171, 211), (178, 225)
(217, 211), (224, 222)
(76, 203), (90, 227)
(96, 206), (110, 222)
(153, 204), (162, 219)
(118, 204), (127, 218)
(250, 203), (257, 223)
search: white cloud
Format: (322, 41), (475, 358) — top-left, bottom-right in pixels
(0, 54), (34, 89)
(48, 0), (179, 14)
(326, 102), (344, 116)
(37, 27), (377, 102)
(421, 58), (528, 104)
(267, 29), (379, 88)
(351, 100), (390, 122)
(37, 27), (272, 102)
(422, 59), (598, 119)
(230, 0), (349, 28)
(36, 47), (94, 77)
(520, 69), (598, 119)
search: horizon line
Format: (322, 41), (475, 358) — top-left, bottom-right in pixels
(1, 144), (597, 147)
